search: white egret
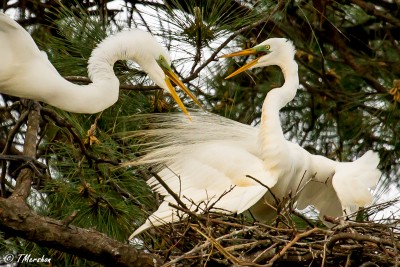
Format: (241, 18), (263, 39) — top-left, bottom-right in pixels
(128, 38), (380, 238)
(0, 13), (200, 115)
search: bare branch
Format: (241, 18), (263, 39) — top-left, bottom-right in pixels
(0, 197), (160, 267)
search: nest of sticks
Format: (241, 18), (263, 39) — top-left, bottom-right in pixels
(139, 199), (400, 267)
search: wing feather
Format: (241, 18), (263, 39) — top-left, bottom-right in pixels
(130, 140), (277, 237)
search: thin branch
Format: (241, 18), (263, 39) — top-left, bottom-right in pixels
(246, 175), (279, 204)
(326, 232), (400, 253)
(11, 102), (41, 199)
(350, 0), (400, 28)
(267, 228), (321, 266)
(1, 110), (29, 155)
(150, 170), (188, 210)
(163, 225), (257, 267)
(64, 76), (160, 91)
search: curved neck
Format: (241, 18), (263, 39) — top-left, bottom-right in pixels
(262, 60), (299, 120)
(258, 59), (299, 177)
(87, 35), (131, 82)
(40, 34), (143, 113)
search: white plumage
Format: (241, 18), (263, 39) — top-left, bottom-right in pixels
(0, 12), (199, 115)
(123, 38), (381, 239)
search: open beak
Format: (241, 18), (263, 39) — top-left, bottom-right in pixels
(221, 48), (265, 79)
(162, 68), (203, 121)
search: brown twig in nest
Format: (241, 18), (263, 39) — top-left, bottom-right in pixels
(139, 168), (399, 266)
(137, 202), (400, 267)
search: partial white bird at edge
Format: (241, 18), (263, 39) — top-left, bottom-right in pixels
(0, 12), (200, 116)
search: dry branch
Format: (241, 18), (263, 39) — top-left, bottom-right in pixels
(0, 197), (159, 267)
(138, 208), (400, 267)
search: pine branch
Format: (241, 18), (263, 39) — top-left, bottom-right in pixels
(0, 197), (160, 267)
(41, 107), (119, 166)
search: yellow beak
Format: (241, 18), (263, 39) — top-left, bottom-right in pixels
(220, 48), (258, 58)
(163, 69), (203, 121)
(225, 58), (260, 79)
(221, 48), (263, 79)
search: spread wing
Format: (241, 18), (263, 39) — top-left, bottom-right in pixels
(297, 150), (381, 222)
(129, 141), (277, 238)
(332, 150), (381, 213)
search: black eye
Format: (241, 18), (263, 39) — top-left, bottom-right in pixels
(265, 44), (270, 50)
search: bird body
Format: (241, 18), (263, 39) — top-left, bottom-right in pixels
(129, 114), (275, 236)
(129, 114), (379, 238)
(123, 37), (380, 239)
(0, 13), (199, 114)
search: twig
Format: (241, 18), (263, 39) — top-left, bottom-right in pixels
(64, 76), (160, 91)
(326, 232), (400, 253)
(1, 110), (29, 155)
(246, 175), (279, 204)
(292, 210), (315, 228)
(324, 216), (390, 231)
(63, 210), (80, 227)
(163, 225), (257, 267)
(106, 179), (144, 209)
(205, 185), (236, 213)
(350, 0), (400, 28)
(252, 243), (278, 263)
(192, 226), (241, 265)
(224, 239), (270, 253)
(267, 228), (320, 266)
(0, 155), (46, 176)
(149, 170), (188, 211)
(168, 202), (251, 230)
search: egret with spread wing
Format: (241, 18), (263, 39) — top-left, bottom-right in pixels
(129, 38), (380, 239)
(0, 13), (200, 115)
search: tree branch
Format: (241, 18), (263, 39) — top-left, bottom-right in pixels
(350, 0), (400, 28)
(11, 103), (40, 199)
(64, 76), (161, 91)
(0, 197), (159, 267)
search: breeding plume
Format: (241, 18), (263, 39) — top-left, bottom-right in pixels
(129, 38), (381, 239)
(0, 13), (200, 115)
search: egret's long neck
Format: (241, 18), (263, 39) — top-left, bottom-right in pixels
(258, 59), (299, 180)
(262, 60), (298, 123)
(87, 36), (131, 82)
(47, 34), (139, 114)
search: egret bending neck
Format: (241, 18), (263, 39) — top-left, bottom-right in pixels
(258, 59), (299, 171)
(50, 32), (145, 113)
(262, 60), (299, 118)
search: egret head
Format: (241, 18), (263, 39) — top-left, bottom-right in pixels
(95, 29), (202, 118)
(154, 54), (201, 117)
(132, 33), (201, 119)
(221, 38), (296, 79)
